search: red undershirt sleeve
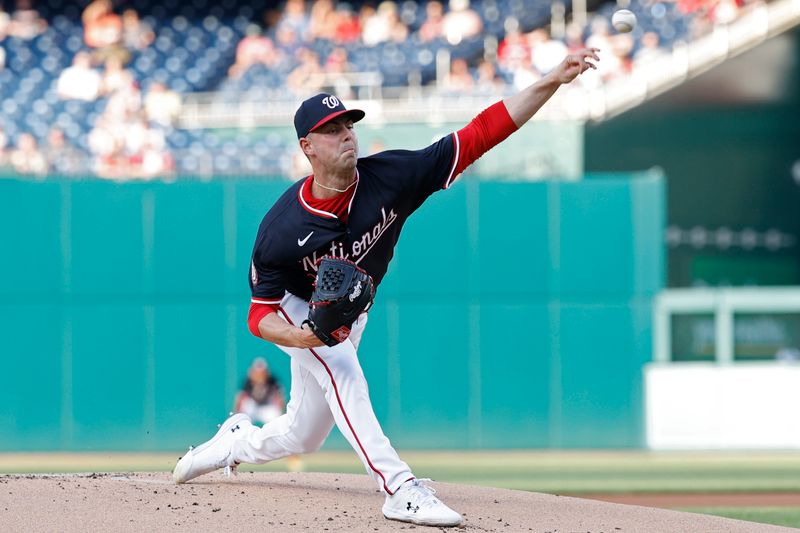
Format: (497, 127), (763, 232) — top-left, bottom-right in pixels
(248, 302), (279, 338)
(447, 101), (518, 187)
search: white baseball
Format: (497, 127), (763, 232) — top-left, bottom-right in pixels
(612, 9), (637, 33)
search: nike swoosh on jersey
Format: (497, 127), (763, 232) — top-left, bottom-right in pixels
(298, 231), (314, 246)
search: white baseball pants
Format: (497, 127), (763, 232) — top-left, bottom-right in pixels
(232, 293), (413, 494)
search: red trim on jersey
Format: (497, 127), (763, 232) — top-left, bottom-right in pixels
(278, 308), (395, 495)
(248, 302), (279, 337)
(444, 101), (518, 188)
(443, 132), (461, 189)
(251, 297), (282, 305)
(298, 176), (355, 222)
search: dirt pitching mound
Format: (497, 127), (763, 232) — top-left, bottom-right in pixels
(1, 472), (794, 532)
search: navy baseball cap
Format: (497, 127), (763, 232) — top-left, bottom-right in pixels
(294, 93), (365, 139)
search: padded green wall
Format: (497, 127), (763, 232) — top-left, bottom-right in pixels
(0, 172), (664, 451)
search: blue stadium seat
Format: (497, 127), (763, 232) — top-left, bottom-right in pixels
(179, 5), (198, 19)
(65, 34), (82, 53)
(203, 15), (221, 33)
(171, 16), (190, 32)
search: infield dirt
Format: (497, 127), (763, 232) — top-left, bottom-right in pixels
(1, 471), (796, 532)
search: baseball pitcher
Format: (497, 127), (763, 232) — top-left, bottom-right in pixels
(173, 47), (600, 527)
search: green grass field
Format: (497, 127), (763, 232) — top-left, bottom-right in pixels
(679, 507), (800, 528)
(2, 450), (799, 527)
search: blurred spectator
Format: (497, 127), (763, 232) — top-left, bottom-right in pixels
(677, 0), (717, 38)
(278, 0), (310, 41)
(309, 0), (335, 41)
(610, 31), (634, 77)
(442, 57), (474, 93)
(87, 63), (142, 180)
(123, 118), (151, 156)
(332, 3), (361, 44)
(43, 128), (84, 175)
(497, 26), (530, 72)
(89, 114), (172, 180)
(324, 47), (355, 98)
(385, 1), (410, 43)
(585, 15), (614, 59)
(10, 133), (48, 177)
(325, 46), (351, 72)
(357, 4), (376, 42)
(126, 122), (172, 179)
(529, 29), (568, 76)
(384, 1), (409, 43)
(362, 1), (408, 46)
(123, 116), (150, 159)
(137, 135), (174, 179)
(360, 3), (382, 44)
(442, 0), (482, 45)
(104, 72), (142, 118)
(82, 0), (128, 64)
(121, 8), (154, 51)
(287, 47), (324, 95)
(144, 82), (182, 128)
(474, 59), (505, 95)
(234, 357), (286, 425)
(229, 24), (283, 79)
(564, 22), (585, 53)
(418, 0), (445, 42)
(633, 31), (670, 73)
(57, 52), (102, 101)
(100, 56), (130, 95)
(8, 0), (47, 40)
(275, 24), (301, 55)
(88, 116), (125, 179)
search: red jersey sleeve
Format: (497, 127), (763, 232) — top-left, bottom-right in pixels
(248, 302), (279, 338)
(445, 101), (518, 188)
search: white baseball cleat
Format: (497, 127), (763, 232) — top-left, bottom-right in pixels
(172, 413), (251, 484)
(382, 478), (463, 527)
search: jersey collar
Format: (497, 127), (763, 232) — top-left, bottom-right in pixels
(297, 170), (360, 220)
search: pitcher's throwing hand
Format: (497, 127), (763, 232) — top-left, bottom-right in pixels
(554, 48), (601, 84)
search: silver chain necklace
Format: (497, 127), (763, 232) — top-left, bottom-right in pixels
(313, 177), (357, 193)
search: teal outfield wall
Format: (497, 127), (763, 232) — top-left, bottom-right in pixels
(0, 172), (664, 451)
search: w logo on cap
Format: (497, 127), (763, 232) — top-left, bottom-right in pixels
(294, 93), (365, 139)
(322, 96), (340, 109)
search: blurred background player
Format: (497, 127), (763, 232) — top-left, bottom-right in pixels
(233, 357), (286, 425)
(233, 357), (302, 471)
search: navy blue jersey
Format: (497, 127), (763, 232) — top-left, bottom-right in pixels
(250, 133), (459, 303)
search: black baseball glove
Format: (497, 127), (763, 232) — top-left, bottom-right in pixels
(303, 257), (375, 347)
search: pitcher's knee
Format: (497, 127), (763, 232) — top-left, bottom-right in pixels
(296, 439), (325, 454)
(289, 433), (327, 454)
